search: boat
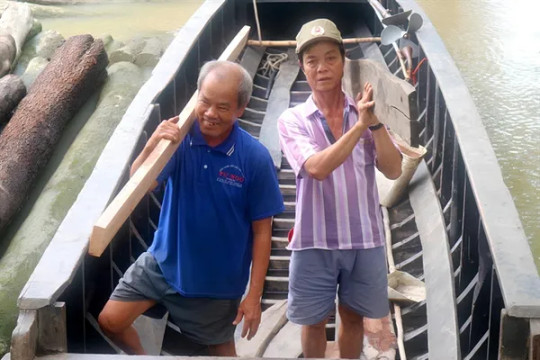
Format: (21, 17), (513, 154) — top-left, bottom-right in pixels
(4, 0), (539, 359)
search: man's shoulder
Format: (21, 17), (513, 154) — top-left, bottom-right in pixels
(236, 126), (271, 159)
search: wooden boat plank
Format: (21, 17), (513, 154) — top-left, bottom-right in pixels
(262, 320), (302, 358)
(409, 160), (459, 359)
(343, 58), (418, 146)
(240, 46), (266, 79)
(236, 299), (288, 357)
(355, 23), (386, 65)
(398, 0), (540, 317)
(259, 49), (299, 168)
(10, 309), (37, 360)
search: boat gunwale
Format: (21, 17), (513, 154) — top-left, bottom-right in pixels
(395, 0), (540, 318)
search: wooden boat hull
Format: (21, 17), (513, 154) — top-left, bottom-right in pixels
(5, 1), (539, 359)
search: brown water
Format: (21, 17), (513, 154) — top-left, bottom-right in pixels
(37, 0), (539, 268)
(416, 0), (540, 268)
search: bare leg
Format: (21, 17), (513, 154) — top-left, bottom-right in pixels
(208, 340), (237, 356)
(302, 318), (328, 358)
(98, 299), (156, 355)
(338, 304), (364, 359)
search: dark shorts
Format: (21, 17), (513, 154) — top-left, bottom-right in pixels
(287, 247), (389, 325)
(110, 252), (240, 345)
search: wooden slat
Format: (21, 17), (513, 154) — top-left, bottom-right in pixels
(355, 23), (386, 65)
(343, 58), (419, 146)
(259, 49), (299, 168)
(10, 310), (38, 360)
(240, 46), (266, 79)
(263, 320), (302, 358)
(37, 303), (67, 355)
(88, 26), (251, 257)
(530, 319), (540, 360)
(408, 160), (459, 359)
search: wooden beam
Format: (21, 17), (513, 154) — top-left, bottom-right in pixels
(343, 58), (419, 146)
(10, 310), (38, 360)
(247, 36), (381, 47)
(409, 161), (460, 359)
(259, 49), (299, 169)
(88, 26), (250, 257)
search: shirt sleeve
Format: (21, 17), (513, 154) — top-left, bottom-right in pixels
(247, 147), (285, 221)
(277, 109), (321, 178)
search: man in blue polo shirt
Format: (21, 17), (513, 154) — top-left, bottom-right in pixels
(98, 60), (284, 355)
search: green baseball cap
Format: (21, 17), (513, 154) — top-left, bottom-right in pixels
(295, 18), (343, 54)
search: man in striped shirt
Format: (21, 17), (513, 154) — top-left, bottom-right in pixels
(277, 19), (402, 358)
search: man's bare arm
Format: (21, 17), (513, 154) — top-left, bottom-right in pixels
(129, 116), (181, 191)
(233, 217), (272, 340)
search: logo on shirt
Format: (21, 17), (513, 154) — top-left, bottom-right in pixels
(217, 165), (245, 188)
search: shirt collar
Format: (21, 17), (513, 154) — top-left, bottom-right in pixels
(302, 93), (357, 119)
(190, 120), (239, 156)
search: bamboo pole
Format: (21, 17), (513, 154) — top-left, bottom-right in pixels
(247, 37), (381, 47)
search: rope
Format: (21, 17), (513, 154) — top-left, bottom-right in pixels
(412, 57), (428, 85)
(258, 52), (288, 76)
(252, 0), (262, 45)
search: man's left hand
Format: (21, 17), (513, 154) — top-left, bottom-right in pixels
(233, 293), (262, 340)
(355, 82), (379, 128)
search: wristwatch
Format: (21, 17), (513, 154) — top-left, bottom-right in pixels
(369, 123), (384, 131)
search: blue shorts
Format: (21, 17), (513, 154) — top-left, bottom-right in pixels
(287, 247), (389, 325)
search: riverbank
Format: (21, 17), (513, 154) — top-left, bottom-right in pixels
(0, 1), (178, 354)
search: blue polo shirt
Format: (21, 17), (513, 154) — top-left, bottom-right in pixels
(148, 121), (284, 299)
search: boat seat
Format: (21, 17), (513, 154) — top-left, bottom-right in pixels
(408, 160), (460, 359)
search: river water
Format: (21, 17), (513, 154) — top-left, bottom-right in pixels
(36, 0), (539, 268)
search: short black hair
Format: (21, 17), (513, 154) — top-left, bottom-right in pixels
(298, 41), (345, 65)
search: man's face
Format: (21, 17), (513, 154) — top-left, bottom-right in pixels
(301, 41), (344, 93)
(195, 70), (245, 145)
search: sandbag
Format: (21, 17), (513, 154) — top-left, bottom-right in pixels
(0, 34), (108, 233)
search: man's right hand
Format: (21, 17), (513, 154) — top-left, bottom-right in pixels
(129, 116), (181, 185)
(146, 116), (181, 151)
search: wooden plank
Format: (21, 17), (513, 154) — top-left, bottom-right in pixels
(531, 319), (540, 360)
(240, 46), (265, 79)
(10, 310), (38, 360)
(355, 23), (386, 65)
(263, 320), (302, 358)
(259, 49), (299, 168)
(343, 58), (419, 146)
(37, 302), (67, 354)
(498, 310), (529, 359)
(133, 312), (169, 355)
(88, 26), (251, 257)
(236, 299), (288, 357)
(409, 160), (459, 359)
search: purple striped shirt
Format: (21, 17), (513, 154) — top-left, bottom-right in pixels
(277, 94), (385, 250)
